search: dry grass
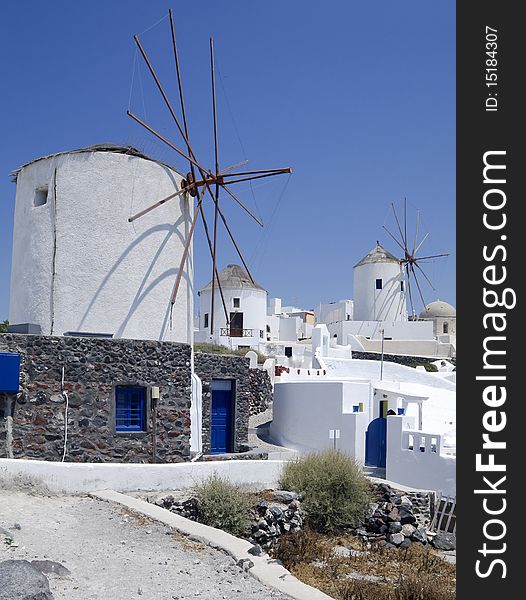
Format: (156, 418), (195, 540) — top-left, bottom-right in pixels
(274, 530), (455, 600)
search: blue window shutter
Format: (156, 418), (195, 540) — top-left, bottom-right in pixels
(115, 386), (146, 431)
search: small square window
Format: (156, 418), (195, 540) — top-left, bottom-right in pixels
(401, 280), (405, 291)
(233, 298), (240, 308)
(204, 313), (209, 328)
(115, 386), (147, 432)
(443, 322), (449, 334)
(34, 187), (48, 207)
(259, 330), (264, 339)
(376, 278), (383, 290)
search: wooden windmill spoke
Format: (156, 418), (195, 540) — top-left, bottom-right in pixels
(128, 185), (191, 223)
(222, 169), (292, 186)
(220, 184), (264, 227)
(222, 168), (292, 179)
(406, 264), (416, 319)
(133, 34), (209, 178)
(410, 264), (427, 311)
(127, 111), (208, 175)
(414, 232), (430, 256)
(215, 202), (256, 285)
(414, 262), (436, 290)
(391, 202), (407, 248)
(209, 36), (221, 336)
(220, 160), (248, 175)
(415, 253), (450, 261)
(403, 197), (408, 254)
(170, 185), (207, 308)
(382, 225), (406, 253)
(198, 204), (229, 325)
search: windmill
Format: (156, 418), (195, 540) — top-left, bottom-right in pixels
(382, 199), (449, 319)
(126, 9), (292, 336)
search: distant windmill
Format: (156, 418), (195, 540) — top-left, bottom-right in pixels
(383, 199), (449, 319)
(127, 9), (292, 334)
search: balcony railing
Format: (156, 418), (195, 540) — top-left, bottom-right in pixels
(220, 327), (254, 338)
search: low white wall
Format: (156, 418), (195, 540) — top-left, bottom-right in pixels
(0, 458), (284, 494)
(270, 380), (370, 461)
(386, 416), (456, 496)
(330, 320), (434, 343)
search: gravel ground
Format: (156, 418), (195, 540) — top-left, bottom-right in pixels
(0, 491), (292, 600)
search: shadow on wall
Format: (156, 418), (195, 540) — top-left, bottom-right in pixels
(75, 214), (189, 339)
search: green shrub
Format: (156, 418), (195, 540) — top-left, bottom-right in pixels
(279, 450), (372, 533)
(414, 362), (438, 372)
(193, 473), (252, 537)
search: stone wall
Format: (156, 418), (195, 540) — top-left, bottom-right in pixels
(249, 368), (273, 416)
(0, 334), (192, 463)
(194, 353), (251, 455)
(352, 350), (456, 368)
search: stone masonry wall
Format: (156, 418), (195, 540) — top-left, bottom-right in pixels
(352, 351), (456, 368)
(248, 368), (273, 416)
(0, 334), (192, 463)
(194, 353), (251, 455)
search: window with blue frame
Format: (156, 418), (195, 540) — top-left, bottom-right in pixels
(115, 386), (147, 432)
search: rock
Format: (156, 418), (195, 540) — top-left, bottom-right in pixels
(401, 524), (416, 537)
(399, 538), (412, 548)
(411, 527), (428, 544)
(432, 532), (456, 551)
(386, 508), (400, 522)
(236, 558), (254, 571)
(399, 507), (417, 525)
(271, 490), (298, 503)
(256, 501), (268, 516)
(333, 546), (351, 558)
(31, 560), (71, 577)
(247, 544), (263, 556)
(0, 560), (54, 599)
(288, 499), (301, 511)
(388, 522), (402, 534)
(400, 496), (413, 508)
(387, 533), (404, 546)
(269, 506), (283, 520)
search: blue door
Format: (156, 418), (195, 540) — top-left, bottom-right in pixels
(365, 417), (387, 468)
(211, 380), (233, 454)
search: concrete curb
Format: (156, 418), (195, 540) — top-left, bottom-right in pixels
(90, 489), (334, 600)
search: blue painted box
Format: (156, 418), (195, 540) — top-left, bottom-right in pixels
(0, 352), (21, 393)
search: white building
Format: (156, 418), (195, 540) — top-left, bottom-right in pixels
(196, 264), (267, 350)
(314, 300), (354, 326)
(269, 325), (456, 495)
(353, 242), (407, 322)
(8, 145), (193, 343)
(265, 298), (314, 350)
(419, 300), (457, 341)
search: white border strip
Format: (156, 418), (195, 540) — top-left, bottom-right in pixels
(91, 489), (334, 600)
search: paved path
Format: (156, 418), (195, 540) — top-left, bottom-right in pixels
(0, 492), (291, 600)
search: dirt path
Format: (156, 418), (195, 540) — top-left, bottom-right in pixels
(0, 491), (291, 600)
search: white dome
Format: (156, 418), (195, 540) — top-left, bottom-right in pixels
(419, 300), (456, 319)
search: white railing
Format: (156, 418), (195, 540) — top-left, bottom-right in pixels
(402, 429), (441, 455)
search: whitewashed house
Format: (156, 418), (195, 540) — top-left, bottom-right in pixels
(8, 145), (193, 343)
(196, 264), (267, 350)
(269, 325), (456, 495)
(266, 297), (314, 345)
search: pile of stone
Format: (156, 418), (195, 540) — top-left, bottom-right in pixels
(355, 483), (455, 550)
(154, 490), (304, 550)
(155, 496), (198, 520)
(248, 491), (304, 550)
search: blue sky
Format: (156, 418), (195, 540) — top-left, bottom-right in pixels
(0, 0), (455, 319)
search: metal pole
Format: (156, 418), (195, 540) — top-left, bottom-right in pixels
(380, 328), (385, 380)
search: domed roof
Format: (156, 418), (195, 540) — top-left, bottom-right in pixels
(200, 264), (266, 292)
(419, 300), (456, 319)
(354, 242), (399, 268)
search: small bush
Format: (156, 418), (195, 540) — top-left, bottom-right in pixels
(192, 473), (252, 537)
(414, 362), (438, 372)
(274, 528), (329, 568)
(279, 450), (372, 533)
